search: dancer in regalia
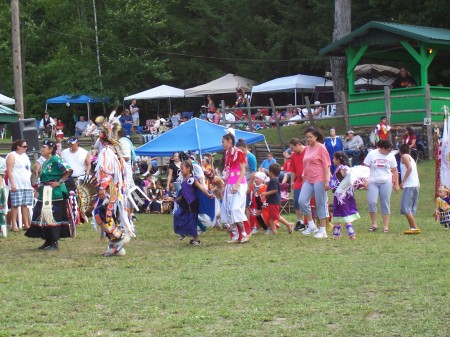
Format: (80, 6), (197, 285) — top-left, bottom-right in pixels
(93, 113), (134, 256)
(329, 151), (360, 239)
(25, 140), (73, 250)
(220, 129), (249, 243)
(174, 160), (214, 245)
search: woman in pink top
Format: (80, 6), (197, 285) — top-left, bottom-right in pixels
(220, 129), (249, 243)
(299, 126), (331, 238)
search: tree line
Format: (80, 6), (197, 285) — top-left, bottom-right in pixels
(0, 0), (449, 120)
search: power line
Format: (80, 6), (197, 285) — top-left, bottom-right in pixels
(22, 21), (328, 63)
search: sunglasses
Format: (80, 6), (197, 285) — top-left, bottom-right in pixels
(19, 145), (28, 148)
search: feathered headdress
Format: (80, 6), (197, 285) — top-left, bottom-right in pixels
(95, 110), (121, 146)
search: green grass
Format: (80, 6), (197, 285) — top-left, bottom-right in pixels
(1, 160), (449, 337)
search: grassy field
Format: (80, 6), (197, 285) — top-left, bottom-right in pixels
(0, 161), (448, 337)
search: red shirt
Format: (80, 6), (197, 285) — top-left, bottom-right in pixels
(288, 150), (305, 190)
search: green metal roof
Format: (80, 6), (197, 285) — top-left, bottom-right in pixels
(320, 21), (450, 57)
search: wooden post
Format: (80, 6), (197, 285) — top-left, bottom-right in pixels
(384, 86), (392, 142)
(246, 99), (253, 132)
(341, 91), (350, 131)
(11, 0), (24, 118)
(425, 84), (433, 160)
(269, 98), (284, 149)
(305, 96), (314, 126)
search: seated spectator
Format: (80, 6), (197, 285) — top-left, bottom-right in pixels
(287, 110), (303, 126)
(55, 118), (65, 140)
(120, 109), (134, 136)
(74, 116), (88, 137)
(39, 112), (56, 138)
(310, 101), (324, 117)
(84, 119), (98, 139)
(344, 130), (364, 164)
(259, 152), (277, 174)
(279, 150), (292, 184)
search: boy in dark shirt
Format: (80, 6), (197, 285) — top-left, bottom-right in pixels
(261, 163), (294, 235)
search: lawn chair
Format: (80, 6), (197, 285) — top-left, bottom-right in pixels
(280, 182), (293, 214)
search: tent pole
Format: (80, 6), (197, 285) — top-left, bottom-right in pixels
(264, 140), (271, 152)
(45, 104), (48, 113)
(294, 89), (297, 106)
(87, 103), (91, 120)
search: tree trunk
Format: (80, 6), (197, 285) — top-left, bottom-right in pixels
(331, 0), (351, 116)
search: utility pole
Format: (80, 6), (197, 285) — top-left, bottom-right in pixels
(11, 0), (24, 118)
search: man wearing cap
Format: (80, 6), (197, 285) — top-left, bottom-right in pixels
(61, 137), (91, 192)
(344, 130), (364, 165)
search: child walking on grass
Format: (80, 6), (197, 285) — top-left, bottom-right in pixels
(174, 160), (214, 245)
(249, 171), (269, 233)
(329, 151), (360, 239)
(399, 144), (421, 234)
(435, 184), (450, 229)
(260, 163), (293, 235)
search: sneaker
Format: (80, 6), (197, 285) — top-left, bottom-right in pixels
(313, 231), (328, 239)
(265, 229), (272, 235)
(189, 239), (201, 245)
(179, 235), (187, 241)
(240, 236), (249, 243)
(227, 238), (240, 244)
(302, 226), (319, 236)
(131, 215), (138, 221)
(38, 240), (51, 250)
(404, 228), (421, 234)
(294, 221), (306, 231)
(251, 228), (259, 235)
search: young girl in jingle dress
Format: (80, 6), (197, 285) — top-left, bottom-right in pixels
(435, 185), (450, 229)
(173, 160), (213, 245)
(329, 151), (360, 239)
(220, 130), (249, 243)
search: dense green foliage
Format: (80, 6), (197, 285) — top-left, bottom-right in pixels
(0, 0), (450, 119)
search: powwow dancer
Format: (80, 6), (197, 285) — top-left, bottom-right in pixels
(221, 128), (249, 243)
(25, 140), (73, 250)
(93, 112), (134, 256)
(329, 151), (368, 239)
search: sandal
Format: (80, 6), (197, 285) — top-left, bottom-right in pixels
(368, 225), (378, 232)
(383, 228), (389, 233)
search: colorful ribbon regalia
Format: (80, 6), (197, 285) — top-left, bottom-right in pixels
(93, 112), (134, 256)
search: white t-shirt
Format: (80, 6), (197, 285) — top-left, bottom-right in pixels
(61, 147), (88, 177)
(6, 151), (32, 190)
(400, 154), (419, 188)
(363, 149), (397, 183)
(119, 137), (132, 160)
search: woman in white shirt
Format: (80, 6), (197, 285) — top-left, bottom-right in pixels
(6, 139), (33, 231)
(363, 140), (399, 233)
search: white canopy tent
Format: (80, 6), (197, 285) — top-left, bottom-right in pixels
(124, 85), (185, 113)
(316, 77), (395, 91)
(251, 74), (325, 105)
(184, 73), (255, 97)
(0, 93), (15, 105)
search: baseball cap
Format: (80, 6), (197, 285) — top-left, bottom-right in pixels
(255, 172), (267, 181)
(346, 130), (355, 135)
(68, 137), (79, 144)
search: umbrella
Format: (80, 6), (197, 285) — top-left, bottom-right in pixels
(354, 64), (400, 78)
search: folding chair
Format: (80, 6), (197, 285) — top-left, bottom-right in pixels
(279, 183), (293, 214)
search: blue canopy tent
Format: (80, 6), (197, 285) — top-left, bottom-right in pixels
(45, 94), (107, 120)
(135, 118), (268, 157)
